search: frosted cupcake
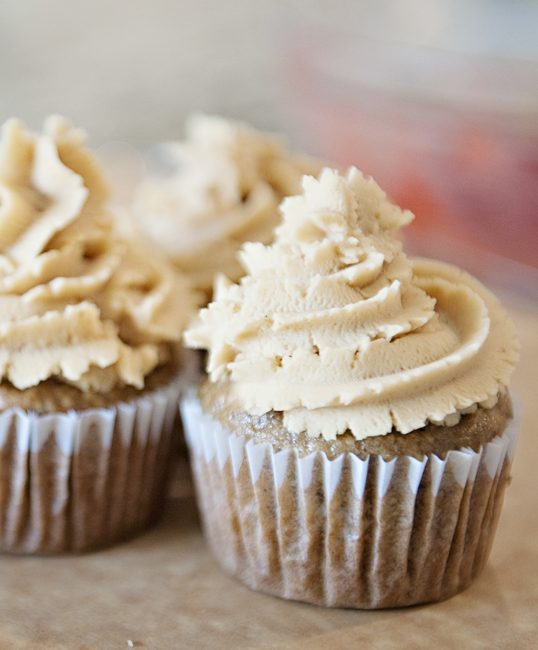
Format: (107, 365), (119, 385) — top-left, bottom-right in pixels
(0, 116), (197, 553)
(182, 167), (520, 608)
(132, 114), (321, 300)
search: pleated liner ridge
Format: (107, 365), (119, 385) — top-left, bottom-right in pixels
(0, 379), (184, 554)
(181, 394), (520, 609)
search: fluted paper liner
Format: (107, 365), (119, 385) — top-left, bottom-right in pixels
(0, 355), (196, 554)
(181, 394), (521, 608)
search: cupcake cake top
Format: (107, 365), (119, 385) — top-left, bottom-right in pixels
(133, 114), (321, 296)
(0, 116), (196, 392)
(185, 167), (519, 440)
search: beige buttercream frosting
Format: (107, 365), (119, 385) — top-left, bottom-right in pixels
(185, 167), (519, 440)
(0, 116), (196, 392)
(133, 114), (321, 296)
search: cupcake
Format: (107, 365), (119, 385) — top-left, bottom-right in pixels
(182, 167), (520, 608)
(132, 114), (321, 300)
(0, 116), (197, 553)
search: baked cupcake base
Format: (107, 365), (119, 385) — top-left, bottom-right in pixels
(0, 350), (198, 555)
(181, 393), (520, 609)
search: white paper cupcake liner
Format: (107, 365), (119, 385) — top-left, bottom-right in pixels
(165, 348), (202, 500)
(0, 358), (194, 555)
(181, 393), (521, 608)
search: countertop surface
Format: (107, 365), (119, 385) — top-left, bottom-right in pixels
(0, 298), (537, 650)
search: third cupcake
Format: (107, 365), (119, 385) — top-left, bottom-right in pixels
(132, 114), (322, 301)
(0, 116), (197, 553)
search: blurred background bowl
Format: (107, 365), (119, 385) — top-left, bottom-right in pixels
(283, 0), (538, 302)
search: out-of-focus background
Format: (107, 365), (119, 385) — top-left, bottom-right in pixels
(1, 0), (537, 300)
(0, 0), (290, 146)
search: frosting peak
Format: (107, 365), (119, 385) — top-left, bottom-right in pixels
(0, 116), (196, 392)
(186, 168), (518, 440)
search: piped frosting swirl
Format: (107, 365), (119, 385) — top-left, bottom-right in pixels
(185, 167), (519, 440)
(0, 116), (195, 392)
(133, 114), (321, 296)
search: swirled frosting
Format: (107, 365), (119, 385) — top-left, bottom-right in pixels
(185, 167), (519, 440)
(0, 116), (196, 392)
(133, 114), (321, 296)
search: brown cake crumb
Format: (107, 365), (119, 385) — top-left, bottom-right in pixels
(0, 354), (183, 414)
(199, 379), (513, 461)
